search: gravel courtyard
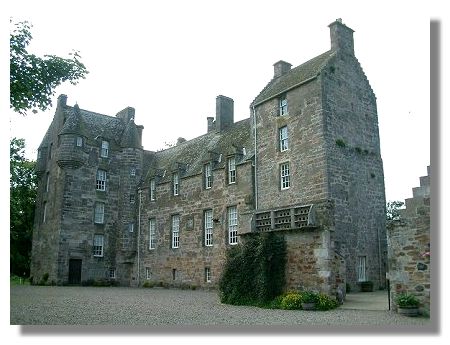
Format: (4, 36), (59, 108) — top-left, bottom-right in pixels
(10, 285), (432, 331)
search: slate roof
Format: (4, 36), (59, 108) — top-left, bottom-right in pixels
(143, 118), (253, 184)
(252, 50), (335, 106)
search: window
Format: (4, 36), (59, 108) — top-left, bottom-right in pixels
(146, 267), (151, 280)
(173, 173), (179, 196)
(204, 209), (213, 246)
(100, 141), (109, 158)
(128, 223), (134, 233)
(130, 167), (136, 176)
(279, 94), (288, 116)
(205, 267), (211, 283)
(94, 203), (105, 224)
(96, 169), (107, 191)
(109, 268), (116, 279)
(130, 194), (135, 204)
(228, 157), (236, 184)
(76, 136), (83, 147)
(172, 268), (177, 280)
(49, 143), (53, 160)
(43, 202), (47, 223)
(204, 163), (212, 189)
(228, 206), (238, 245)
(171, 215), (180, 248)
(93, 234), (104, 257)
(45, 172), (50, 193)
(37, 149), (42, 159)
(279, 126), (289, 151)
(150, 179), (156, 201)
(280, 162), (290, 190)
(357, 256), (367, 282)
(149, 218), (156, 249)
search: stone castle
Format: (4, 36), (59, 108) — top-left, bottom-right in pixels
(31, 19), (387, 295)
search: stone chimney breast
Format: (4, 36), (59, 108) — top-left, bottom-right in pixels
(328, 18), (355, 55)
(273, 60), (292, 78)
(216, 95), (234, 132)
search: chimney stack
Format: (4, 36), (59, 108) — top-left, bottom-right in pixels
(116, 106), (136, 123)
(273, 60), (292, 78)
(328, 18), (354, 55)
(207, 117), (215, 133)
(216, 95), (234, 132)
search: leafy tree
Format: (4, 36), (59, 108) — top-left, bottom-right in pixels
(10, 138), (37, 277)
(386, 200), (405, 220)
(10, 19), (88, 115)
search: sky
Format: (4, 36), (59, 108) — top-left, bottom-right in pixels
(5, 0), (435, 204)
(2, 0), (449, 342)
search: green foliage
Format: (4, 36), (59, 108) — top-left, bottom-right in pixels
(395, 292), (419, 307)
(301, 291), (319, 303)
(142, 281), (155, 288)
(219, 232), (286, 306)
(10, 138), (37, 278)
(280, 292), (303, 310)
(335, 138), (346, 148)
(10, 275), (30, 285)
(315, 293), (339, 311)
(386, 200), (405, 220)
(10, 19), (88, 115)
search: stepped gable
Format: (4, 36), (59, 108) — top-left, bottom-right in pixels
(144, 118), (252, 183)
(252, 50), (335, 106)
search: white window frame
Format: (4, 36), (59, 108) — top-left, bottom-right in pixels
(228, 157), (236, 184)
(205, 267), (211, 283)
(100, 140), (109, 158)
(173, 173), (179, 196)
(205, 163), (212, 189)
(150, 179), (156, 201)
(228, 206), (238, 245)
(128, 223), (134, 233)
(204, 209), (213, 246)
(76, 136), (83, 147)
(146, 267), (151, 280)
(109, 268), (116, 279)
(93, 234), (104, 257)
(279, 126), (289, 152)
(280, 162), (290, 190)
(94, 203), (105, 224)
(172, 215), (180, 248)
(96, 169), (107, 191)
(357, 256), (367, 282)
(37, 150), (42, 159)
(279, 94), (288, 116)
(149, 218), (156, 250)
(130, 167), (136, 176)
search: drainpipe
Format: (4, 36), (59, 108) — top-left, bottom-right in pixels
(252, 105), (258, 211)
(137, 188), (142, 286)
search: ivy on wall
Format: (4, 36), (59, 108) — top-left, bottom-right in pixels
(219, 232), (286, 306)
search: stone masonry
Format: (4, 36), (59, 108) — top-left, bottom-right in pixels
(31, 19), (385, 297)
(387, 166), (431, 315)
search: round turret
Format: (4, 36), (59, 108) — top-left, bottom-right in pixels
(56, 134), (85, 169)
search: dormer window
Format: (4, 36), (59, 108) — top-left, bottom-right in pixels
(100, 141), (109, 158)
(228, 157), (236, 184)
(173, 173), (179, 196)
(204, 163), (212, 189)
(279, 94), (288, 116)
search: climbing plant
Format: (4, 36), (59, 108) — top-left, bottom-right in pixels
(219, 232), (286, 306)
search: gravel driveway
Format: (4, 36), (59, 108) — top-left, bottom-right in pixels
(10, 285), (433, 331)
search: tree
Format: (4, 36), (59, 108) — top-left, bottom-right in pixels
(10, 138), (37, 277)
(10, 19), (88, 115)
(386, 200), (405, 220)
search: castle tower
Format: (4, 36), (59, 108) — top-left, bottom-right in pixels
(251, 19), (386, 291)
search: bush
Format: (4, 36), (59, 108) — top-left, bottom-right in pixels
(219, 232), (286, 306)
(315, 293), (339, 311)
(280, 292), (303, 310)
(301, 291), (318, 304)
(142, 281), (155, 288)
(395, 293), (419, 308)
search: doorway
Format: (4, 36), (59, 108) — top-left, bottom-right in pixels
(68, 259), (82, 285)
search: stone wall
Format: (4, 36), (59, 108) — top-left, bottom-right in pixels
(387, 166), (430, 315)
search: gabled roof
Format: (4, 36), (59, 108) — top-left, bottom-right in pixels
(143, 118), (253, 184)
(252, 50), (335, 106)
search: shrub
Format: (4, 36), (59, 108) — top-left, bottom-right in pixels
(301, 291), (318, 304)
(315, 293), (339, 311)
(395, 293), (419, 307)
(219, 232), (286, 306)
(280, 292), (303, 310)
(335, 139), (346, 148)
(142, 281), (155, 288)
